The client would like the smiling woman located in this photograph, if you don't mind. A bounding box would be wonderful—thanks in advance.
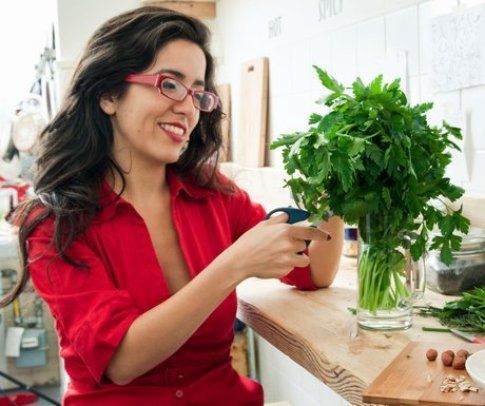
[99,39,210,167]
[1,5,342,406]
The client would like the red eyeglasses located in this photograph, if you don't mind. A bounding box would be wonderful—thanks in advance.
[124,74,219,113]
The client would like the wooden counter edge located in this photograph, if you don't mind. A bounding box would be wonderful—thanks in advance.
[237,298,372,406]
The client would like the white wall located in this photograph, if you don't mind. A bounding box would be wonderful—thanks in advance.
[0,0,56,158]
[54,0,216,95]
[213,0,485,404]
[213,0,485,195]
[54,0,140,96]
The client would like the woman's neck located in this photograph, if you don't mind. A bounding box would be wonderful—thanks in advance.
[106,160,170,208]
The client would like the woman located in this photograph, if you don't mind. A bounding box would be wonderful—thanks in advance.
[2,6,344,405]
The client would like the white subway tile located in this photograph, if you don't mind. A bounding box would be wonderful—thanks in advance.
[419,75,469,183]
[356,17,386,82]
[299,367,347,405]
[460,0,485,6]
[309,33,333,92]
[256,334,346,405]
[289,39,312,94]
[385,6,419,76]
[407,75,421,106]
[272,92,313,137]
[268,43,294,98]
[329,25,358,86]
[418,0,458,75]
[420,75,461,125]
[291,388,322,406]
[272,369,303,404]
[461,85,485,150]
[469,151,485,192]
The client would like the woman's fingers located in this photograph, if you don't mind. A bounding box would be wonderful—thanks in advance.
[290,253,310,268]
[265,212,289,224]
[291,239,307,253]
[289,225,329,242]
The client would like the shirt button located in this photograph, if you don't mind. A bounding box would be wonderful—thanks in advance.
[178,374,184,379]
[175,389,184,398]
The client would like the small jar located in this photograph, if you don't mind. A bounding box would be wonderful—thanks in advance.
[425,228,485,295]
[343,226,358,257]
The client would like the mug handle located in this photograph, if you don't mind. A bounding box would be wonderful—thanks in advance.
[265,207,314,249]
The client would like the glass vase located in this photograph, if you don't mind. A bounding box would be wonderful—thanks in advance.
[356,215,425,330]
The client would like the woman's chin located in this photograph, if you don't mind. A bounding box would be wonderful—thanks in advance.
[158,151,185,165]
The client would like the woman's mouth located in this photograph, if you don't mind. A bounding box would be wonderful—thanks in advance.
[158,123,186,143]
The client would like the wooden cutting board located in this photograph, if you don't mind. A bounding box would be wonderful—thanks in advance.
[363,341,485,405]
[216,83,231,161]
[235,57,269,167]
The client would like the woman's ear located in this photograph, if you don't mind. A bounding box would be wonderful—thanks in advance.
[99,94,117,115]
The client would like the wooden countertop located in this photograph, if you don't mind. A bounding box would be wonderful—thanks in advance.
[236,256,474,406]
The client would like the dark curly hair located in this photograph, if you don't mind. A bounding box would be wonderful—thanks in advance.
[1,6,230,307]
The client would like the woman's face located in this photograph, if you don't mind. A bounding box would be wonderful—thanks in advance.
[101,39,206,166]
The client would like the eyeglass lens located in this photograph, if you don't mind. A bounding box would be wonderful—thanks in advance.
[160,77,216,112]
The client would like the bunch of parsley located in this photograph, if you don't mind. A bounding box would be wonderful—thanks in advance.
[416,287,485,333]
[271,68,470,312]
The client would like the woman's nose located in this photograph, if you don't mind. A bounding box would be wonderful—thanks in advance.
[172,93,198,116]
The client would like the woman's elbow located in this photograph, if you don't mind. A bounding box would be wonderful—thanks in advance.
[313,276,336,289]
[105,357,134,386]
[310,263,340,288]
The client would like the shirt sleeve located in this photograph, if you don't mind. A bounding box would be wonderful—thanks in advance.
[26,217,141,384]
[228,183,318,291]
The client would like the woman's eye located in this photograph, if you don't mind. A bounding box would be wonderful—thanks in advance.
[162,80,178,91]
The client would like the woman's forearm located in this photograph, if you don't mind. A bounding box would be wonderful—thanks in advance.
[106,260,242,385]
[106,213,330,385]
[308,216,344,288]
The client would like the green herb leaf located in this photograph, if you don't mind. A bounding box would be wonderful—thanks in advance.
[271,68,470,268]
[312,66,344,93]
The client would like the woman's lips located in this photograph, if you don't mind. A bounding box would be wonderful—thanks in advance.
[158,124,185,143]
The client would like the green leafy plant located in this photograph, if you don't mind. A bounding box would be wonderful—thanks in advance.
[416,287,485,333]
[271,68,470,313]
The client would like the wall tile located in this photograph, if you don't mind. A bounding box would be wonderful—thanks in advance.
[461,85,485,150]
[289,39,313,94]
[420,75,461,126]
[385,6,419,76]
[460,0,485,6]
[309,33,333,91]
[329,25,358,86]
[255,336,278,402]
[418,0,458,75]
[255,333,346,405]
[299,366,348,405]
[268,43,294,98]
[356,17,386,82]
[469,151,485,192]
[407,75,421,106]
[420,75,470,185]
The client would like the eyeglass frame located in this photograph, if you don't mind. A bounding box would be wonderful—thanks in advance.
[124,73,220,113]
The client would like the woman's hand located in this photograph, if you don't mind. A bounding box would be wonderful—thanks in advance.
[214,213,329,282]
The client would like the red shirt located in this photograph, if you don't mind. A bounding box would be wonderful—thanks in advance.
[27,168,317,405]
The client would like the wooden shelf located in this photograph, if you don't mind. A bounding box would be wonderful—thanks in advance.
[140,1,216,19]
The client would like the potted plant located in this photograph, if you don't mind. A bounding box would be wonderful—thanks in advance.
[271,68,470,330]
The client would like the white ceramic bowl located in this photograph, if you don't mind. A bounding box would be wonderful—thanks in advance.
[465,349,485,389]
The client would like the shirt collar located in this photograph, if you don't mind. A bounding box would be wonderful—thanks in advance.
[95,167,214,223]
[166,166,215,200]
